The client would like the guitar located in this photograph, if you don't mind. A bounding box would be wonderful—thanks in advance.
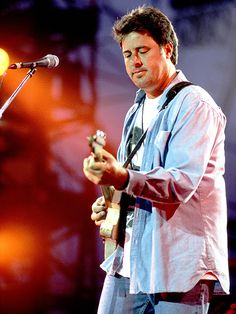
[88,130,122,259]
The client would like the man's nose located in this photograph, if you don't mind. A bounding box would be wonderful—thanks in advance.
[132,54,142,67]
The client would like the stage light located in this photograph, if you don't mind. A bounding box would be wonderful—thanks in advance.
[0,48,10,76]
[0,224,36,269]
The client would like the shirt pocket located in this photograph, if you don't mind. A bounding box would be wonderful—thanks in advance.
[153,131,171,167]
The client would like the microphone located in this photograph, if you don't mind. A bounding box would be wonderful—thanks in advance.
[8,54,59,69]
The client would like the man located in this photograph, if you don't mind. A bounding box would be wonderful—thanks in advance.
[83,6,229,314]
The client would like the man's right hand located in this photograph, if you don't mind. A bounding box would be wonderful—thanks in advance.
[91,196,107,226]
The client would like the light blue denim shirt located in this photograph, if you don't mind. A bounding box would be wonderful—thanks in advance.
[101,71,229,295]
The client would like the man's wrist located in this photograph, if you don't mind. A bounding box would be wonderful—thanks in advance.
[115,168,129,190]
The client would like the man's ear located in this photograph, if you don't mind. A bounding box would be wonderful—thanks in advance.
[164,42,173,60]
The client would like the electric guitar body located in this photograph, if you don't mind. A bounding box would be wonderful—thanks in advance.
[88,130,122,259]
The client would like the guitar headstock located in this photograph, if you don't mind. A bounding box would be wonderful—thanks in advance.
[88,130,106,159]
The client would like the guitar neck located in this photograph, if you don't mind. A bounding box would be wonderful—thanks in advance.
[101,185,115,207]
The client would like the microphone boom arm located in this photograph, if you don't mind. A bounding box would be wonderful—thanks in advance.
[0,67,37,119]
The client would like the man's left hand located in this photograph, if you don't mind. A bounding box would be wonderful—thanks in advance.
[83,149,129,190]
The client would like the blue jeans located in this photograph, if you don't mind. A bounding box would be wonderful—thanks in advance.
[97,274,214,314]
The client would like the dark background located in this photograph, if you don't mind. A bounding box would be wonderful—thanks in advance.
[0,1,235,313]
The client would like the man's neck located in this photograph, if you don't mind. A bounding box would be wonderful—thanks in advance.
[145,68,177,99]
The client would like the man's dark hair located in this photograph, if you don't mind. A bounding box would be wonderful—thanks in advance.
[112,6,178,65]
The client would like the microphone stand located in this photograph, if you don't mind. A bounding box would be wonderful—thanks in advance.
[0,67,37,119]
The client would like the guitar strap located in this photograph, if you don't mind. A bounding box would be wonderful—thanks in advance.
[123,81,193,168]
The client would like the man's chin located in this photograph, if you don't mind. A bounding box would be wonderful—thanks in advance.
[132,79,147,90]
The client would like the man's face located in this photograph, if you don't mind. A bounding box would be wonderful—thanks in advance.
[121,31,173,98]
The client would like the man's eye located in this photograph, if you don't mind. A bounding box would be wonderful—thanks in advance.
[139,49,148,54]
[124,53,131,58]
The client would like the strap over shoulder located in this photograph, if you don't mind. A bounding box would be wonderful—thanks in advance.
[162,81,193,110]
[123,81,194,168]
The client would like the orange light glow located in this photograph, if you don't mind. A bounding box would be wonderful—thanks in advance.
[0,48,10,75]
[0,224,36,266]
